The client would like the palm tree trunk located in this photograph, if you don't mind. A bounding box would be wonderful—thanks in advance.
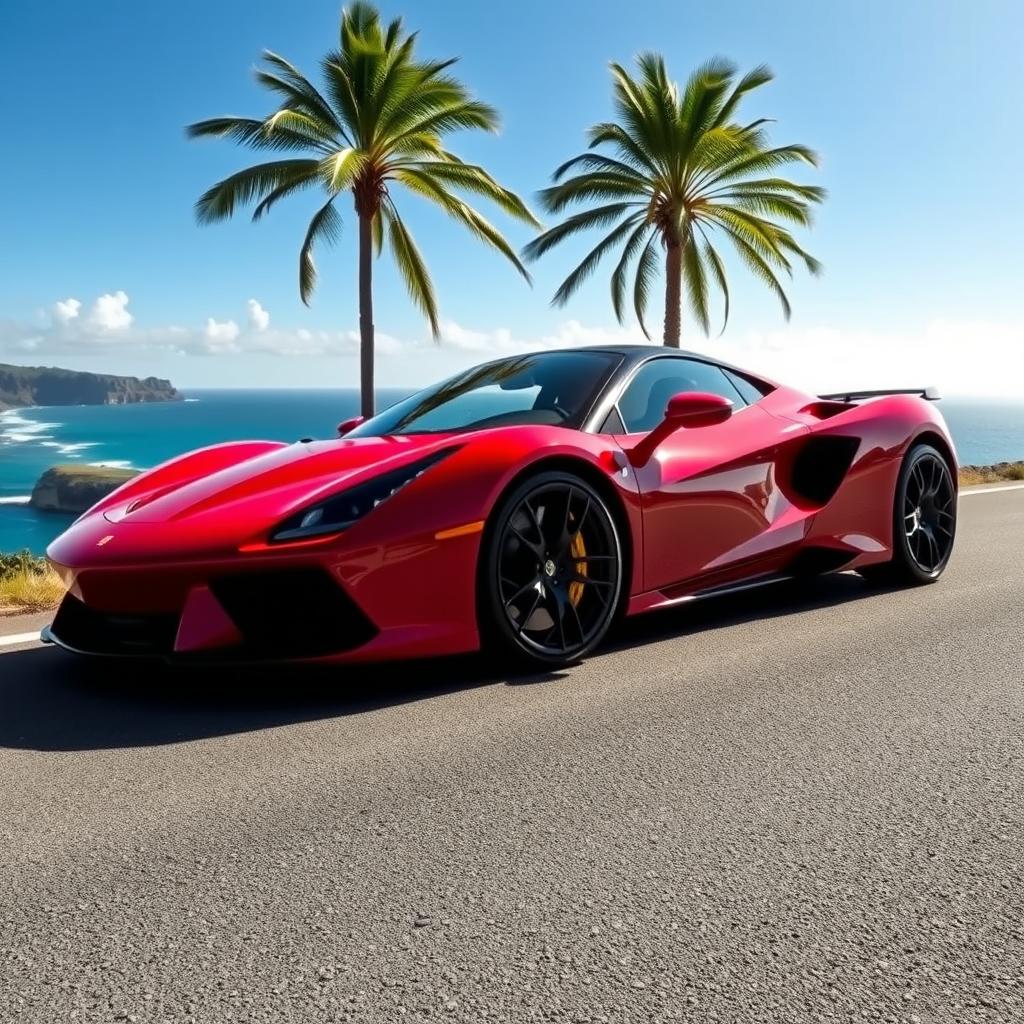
[663,240,682,347]
[663,240,679,348]
[358,212,375,418]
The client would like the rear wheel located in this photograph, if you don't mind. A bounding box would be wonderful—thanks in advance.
[480,471,622,667]
[860,443,956,585]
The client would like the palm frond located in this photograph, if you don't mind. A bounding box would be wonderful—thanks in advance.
[258,50,345,135]
[522,202,642,262]
[398,158,540,226]
[382,199,439,336]
[194,159,321,223]
[319,147,366,192]
[251,164,322,220]
[722,228,792,318]
[611,221,655,323]
[299,198,343,304]
[682,236,710,335]
[632,233,659,339]
[714,63,773,127]
[539,173,650,214]
[552,214,645,307]
[393,169,531,281]
[699,233,731,334]
[186,116,329,153]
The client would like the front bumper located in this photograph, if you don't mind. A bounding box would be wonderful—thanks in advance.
[46,566,378,663]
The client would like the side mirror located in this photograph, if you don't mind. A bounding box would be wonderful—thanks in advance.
[664,391,733,428]
[337,415,365,437]
[628,391,733,468]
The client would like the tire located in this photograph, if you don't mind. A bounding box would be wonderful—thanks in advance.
[860,442,957,585]
[479,470,623,667]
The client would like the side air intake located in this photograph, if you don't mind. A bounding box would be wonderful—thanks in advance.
[789,435,861,506]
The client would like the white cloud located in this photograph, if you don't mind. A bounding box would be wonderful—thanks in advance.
[203,318,241,354]
[3,292,1023,397]
[247,299,270,332]
[204,318,240,342]
[52,298,81,324]
[88,290,133,331]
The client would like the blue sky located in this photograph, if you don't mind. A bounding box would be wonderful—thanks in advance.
[1,0,1022,394]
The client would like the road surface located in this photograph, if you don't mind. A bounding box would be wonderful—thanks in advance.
[1,488,1021,1023]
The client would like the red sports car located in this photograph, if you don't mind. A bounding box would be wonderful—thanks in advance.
[44,346,957,667]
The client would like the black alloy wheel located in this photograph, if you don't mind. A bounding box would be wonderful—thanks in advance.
[482,471,622,665]
[861,443,957,584]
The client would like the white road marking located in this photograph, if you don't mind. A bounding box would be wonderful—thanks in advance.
[960,483,1024,497]
[0,630,44,649]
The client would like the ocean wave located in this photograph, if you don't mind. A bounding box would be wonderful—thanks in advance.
[89,460,134,470]
[56,442,98,454]
[1,416,61,445]
[2,432,47,443]
[0,416,61,433]
[184,398,199,403]
[0,495,31,505]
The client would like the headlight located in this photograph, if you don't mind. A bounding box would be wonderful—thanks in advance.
[270,448,456,543]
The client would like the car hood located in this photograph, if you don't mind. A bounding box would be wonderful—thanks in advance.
[104,433,456,527]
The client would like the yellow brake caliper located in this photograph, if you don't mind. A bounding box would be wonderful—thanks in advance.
[568,529,587,607]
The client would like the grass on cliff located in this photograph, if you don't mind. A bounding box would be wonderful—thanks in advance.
[0,551,66,614]
[959,462,1024,486]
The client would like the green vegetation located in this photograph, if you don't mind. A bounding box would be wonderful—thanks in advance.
[524,57,825,346]
[30,464,137,514]
[188,0,538,418]
[0,551,65,614]
[0,363,179,411]
[959,462,1024,486]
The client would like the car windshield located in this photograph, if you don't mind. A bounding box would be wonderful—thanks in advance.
[346,351,620,437]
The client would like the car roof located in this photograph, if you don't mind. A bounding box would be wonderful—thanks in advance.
[507,343,777,386]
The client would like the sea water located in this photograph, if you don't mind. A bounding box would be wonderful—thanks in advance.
[1,390,1022,554]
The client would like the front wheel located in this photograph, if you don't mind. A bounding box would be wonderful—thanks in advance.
[860,443,957,585]
[480,471,623,667]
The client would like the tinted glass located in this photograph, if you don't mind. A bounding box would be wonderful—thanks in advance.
[347,351,619,437]
[723,367,770,405]
[599,405,626,434]
[617,357,744,434]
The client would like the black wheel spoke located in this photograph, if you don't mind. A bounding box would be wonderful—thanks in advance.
[504,577,541,610]
[516,588,544,636]
[569,572,613,589]
[566,598,586,644]
[572,496,591,539]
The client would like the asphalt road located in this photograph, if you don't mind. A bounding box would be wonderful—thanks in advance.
[1,488,1022,1023]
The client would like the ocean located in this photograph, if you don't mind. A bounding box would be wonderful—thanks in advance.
[2,389,1023,555]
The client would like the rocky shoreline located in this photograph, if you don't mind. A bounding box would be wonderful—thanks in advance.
[0,363,180,411]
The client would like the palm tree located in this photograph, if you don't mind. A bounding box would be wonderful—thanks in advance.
[188,2,539,416]
[523,56,825,347]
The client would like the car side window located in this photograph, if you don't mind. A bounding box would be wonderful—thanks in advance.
[617,358,747,434]
[722,367,769,405]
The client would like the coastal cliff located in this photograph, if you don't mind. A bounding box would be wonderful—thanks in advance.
[30,465,137,514]
[0,363,180,410]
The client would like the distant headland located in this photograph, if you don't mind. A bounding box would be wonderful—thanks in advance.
[30,464,137,514]
[0,363,180,410]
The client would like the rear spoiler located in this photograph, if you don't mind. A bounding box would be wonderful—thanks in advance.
[818,386,941,402]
